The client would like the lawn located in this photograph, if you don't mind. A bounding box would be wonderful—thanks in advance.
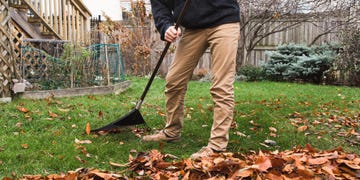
[0,77,359,178]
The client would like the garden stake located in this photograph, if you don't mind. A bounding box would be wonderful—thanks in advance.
[91,0,192,132]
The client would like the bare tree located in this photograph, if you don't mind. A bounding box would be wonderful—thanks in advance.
[99,0,156,76]
[237,0,359,67]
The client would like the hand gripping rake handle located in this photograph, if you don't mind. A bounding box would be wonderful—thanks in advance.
[135,0,191,110]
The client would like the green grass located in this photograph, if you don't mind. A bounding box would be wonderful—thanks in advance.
[0,77,359,178]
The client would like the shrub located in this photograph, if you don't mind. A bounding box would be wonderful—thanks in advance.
[99,0,155,76]
[238,64,264,81]
[261,44,337,84]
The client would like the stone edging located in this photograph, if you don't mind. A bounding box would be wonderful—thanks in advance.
[18,80,131,100]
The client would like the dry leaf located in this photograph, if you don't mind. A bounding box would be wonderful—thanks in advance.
[12,143,360,179]
[157,111,165,117]
[15,122,23,127]
[21,144,28,149]
[297,125,308,132]
[98,111,103,118]
[109,161,129,167]
[48,110,58,118]
[85,122,91,135]
[254,152,272,172]
[269,127,277,132]
[75,138,92,144]
[16,106,29,113]
[58,108,70,112]
[307,157,329,165]
[75,156,87,164]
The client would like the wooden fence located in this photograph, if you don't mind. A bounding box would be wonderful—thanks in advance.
[244,19,342,66]
[154,19,343,76]
[0,0,16,98]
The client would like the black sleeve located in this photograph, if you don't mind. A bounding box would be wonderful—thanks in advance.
[150,0,174,40]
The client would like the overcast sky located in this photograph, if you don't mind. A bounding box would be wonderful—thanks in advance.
[82,0,125,20]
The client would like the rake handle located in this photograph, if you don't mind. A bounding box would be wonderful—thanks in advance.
[136,0,191,109]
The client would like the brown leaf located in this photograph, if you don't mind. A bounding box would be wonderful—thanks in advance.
[92,172,116,180]
[265,172,283,180]
[109,161,130,167]
[269,127,277,132]
[75,156,87,164]
[16,106,29,113]
[155,161,172,169]
[322,164,336,178]
[21,144,28,149]
[98,111,103,118]
[48,110,58,118]
[254,152,272,172]
[297,125,308,132]
[157,111,165,117]
[85,122,91,135]
[232,168,254,178]
[15,122,23,127]
[307,157,329,166]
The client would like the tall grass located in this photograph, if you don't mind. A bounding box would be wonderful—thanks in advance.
[0,77,359,177]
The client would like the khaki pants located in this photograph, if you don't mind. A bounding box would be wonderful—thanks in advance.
[163,23,240,151]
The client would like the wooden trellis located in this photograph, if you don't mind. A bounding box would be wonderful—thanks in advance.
[0,0,16,98]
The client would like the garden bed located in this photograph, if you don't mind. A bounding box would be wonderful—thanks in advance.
[18,80,131,99]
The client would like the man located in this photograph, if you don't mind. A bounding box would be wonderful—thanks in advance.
[143,0,240,159]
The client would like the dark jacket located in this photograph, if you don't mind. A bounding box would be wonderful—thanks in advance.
[150,0,240,40]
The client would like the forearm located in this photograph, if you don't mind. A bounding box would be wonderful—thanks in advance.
[150,0,175,41]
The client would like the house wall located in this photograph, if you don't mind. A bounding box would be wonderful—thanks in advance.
[83,0,123,20]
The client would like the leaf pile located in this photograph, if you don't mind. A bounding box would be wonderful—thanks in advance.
[15,144,360,180]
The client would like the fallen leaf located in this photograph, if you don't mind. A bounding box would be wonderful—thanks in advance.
[109,161,130,167]
[98,111,103,118]
[75,138,92,144]
[48,110,58,118]
[57,108,70,112]
[21,144,28,149]
[85,122,91,135]
[254,151,272,172]
[15,122,23,127]
[307,157,329,165]
[16,106,29,113]
[297,125,308,132]
[269,127,277,132]
[270,132,277,137]
[157,111,165,117]
[75,156,87,164]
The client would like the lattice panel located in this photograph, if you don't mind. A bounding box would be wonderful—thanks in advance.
[22,49,50,84]
[11,22,26,60]
[11,20,30,80]
[0,0,15,98]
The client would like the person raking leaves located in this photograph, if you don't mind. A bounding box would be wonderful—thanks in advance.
[142,0,241,159]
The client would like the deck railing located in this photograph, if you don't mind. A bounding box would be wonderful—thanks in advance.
[9,0,91,44]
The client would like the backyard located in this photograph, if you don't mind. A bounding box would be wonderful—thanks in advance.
[0,77,359,179]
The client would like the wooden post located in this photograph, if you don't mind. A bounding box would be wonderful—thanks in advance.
[105,38,110,85]
[72,6,76,42]
[76,9,80,42]
[63,0,68,40]
[49,0,53,27]
[59,0,63,37]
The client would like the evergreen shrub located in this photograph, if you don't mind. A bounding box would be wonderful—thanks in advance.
[261,44,337,84]
[238,64,264,81]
